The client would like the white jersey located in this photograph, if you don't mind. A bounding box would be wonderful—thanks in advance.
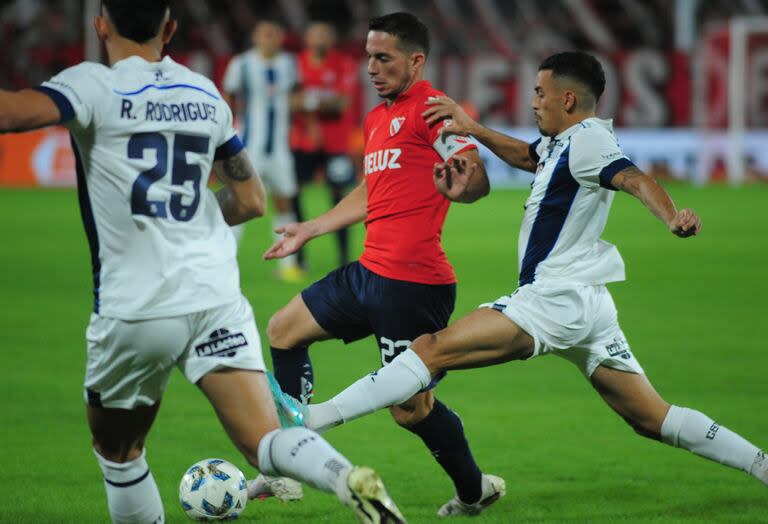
[222,50,296,159]
[39,56,244,320]
[520,117,633,287]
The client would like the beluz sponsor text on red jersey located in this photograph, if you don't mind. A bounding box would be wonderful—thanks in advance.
[359,81,476,285]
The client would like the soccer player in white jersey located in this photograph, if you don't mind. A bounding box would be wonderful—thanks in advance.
[222,19,304,282]
[0,2,404,523]
[275,51,768,503]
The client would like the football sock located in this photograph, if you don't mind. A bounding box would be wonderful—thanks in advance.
[406,399,483,504]
[94,448,164,524]
[271,346,314,403]
[273,213,299,269]
[330,190,350,266]
[230,223,245,244]
[310,349,432,432]
[661,405,767,483]
[258,427,353,503]
[290,195,306,268]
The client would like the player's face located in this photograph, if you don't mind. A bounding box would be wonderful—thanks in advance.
[253,22,284,56]
[531,70,566,137]
[305,23,335,55]
[366,31,420,101]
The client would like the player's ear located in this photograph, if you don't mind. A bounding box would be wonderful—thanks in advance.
[93,15,109,43]
[564,90,577,113]
[161,18,178,45]
[410,51,426,73]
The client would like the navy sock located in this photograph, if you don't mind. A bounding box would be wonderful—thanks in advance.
[406,399,483,504]
[270,346,314,403]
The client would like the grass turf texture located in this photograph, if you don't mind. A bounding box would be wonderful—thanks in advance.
[0,183,765,523]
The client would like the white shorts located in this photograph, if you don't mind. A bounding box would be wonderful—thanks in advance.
[481,284,644,377]
[84,296,265,409]
[252,151,297,198]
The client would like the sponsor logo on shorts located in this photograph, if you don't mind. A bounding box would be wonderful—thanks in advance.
[290,435,317,457]
[195,328,247,358]
[706,423,720,440]
[605,337,632,360]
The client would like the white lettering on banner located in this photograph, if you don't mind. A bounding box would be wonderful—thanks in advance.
[622,50,669,126]
[364,148,401,176]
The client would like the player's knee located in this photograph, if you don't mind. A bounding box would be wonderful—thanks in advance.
[388,394,433,427]
[266,309,290,347]
[411,333,444,372]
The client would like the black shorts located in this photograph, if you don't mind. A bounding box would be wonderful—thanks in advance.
[293,150,356,187]
[301,261,456,368]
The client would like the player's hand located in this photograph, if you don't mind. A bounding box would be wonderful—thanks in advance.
[668,208,701,238]
[263,222,314,259]
[434,156,478,201]
[422,96,478,139]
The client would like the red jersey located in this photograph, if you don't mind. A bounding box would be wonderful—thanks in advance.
[359,81,477,285]
[291,49,358,154]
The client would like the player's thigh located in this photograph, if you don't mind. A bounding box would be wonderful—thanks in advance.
[179,296,266,385]
[325,154,356,188]
[267,292,335,348]
[286,262,373,347]
[84,313,187,410]
[370,278,456,367]
[413,308,535,373]
[198,369,279,466]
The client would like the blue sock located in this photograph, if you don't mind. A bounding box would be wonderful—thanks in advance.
[270,346,314,403]
[406,399,483,503]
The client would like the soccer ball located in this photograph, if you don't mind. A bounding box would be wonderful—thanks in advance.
[179,458,248,521]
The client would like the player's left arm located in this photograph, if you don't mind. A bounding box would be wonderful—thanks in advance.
[611,166,701,238]
[434,149,490,204]
[213,149,267,225]
[0,88,65,133]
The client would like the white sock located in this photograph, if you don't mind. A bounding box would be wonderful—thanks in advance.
[661,405,767,484]
[311,349,431,432]
[274,213,299,269]
[94,449,164,523]
[257,427,353,503]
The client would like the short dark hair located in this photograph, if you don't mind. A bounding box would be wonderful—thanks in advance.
[102,0,171,44]
[539,51,605,101]
[368,12,430,57]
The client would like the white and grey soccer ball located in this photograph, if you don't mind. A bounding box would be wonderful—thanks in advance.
[179,458,248,521]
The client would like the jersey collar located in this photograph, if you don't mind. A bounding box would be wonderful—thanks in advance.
[112,55,176,70]
[554,117,614,141]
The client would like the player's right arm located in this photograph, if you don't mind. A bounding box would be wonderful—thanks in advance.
[422,96,538,173]
[213,150,267,225]
[610,166,701,238]
[0,88,65,133]
[263,180,367,260]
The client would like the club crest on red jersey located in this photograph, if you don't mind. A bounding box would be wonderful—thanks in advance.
[389,116,406,136]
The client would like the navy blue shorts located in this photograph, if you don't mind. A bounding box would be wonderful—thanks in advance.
[301,261,456,367]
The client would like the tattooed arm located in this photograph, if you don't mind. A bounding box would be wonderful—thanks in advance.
[610,166,701,238]
[212,149,267,225]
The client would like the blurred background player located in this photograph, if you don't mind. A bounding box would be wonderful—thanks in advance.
[222,18,304,282]
[0,1,405,522]
[291,19,359,269]
[263,12,505,517]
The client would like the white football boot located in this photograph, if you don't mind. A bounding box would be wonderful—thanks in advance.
[346,466,406,523]
[247,474,303,502]
[436,474,506,517]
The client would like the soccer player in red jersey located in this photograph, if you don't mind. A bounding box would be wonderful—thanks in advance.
[261,12,506,517]
[291,20,360,268]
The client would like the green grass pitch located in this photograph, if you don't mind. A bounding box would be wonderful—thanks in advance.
[0,183,766,523]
